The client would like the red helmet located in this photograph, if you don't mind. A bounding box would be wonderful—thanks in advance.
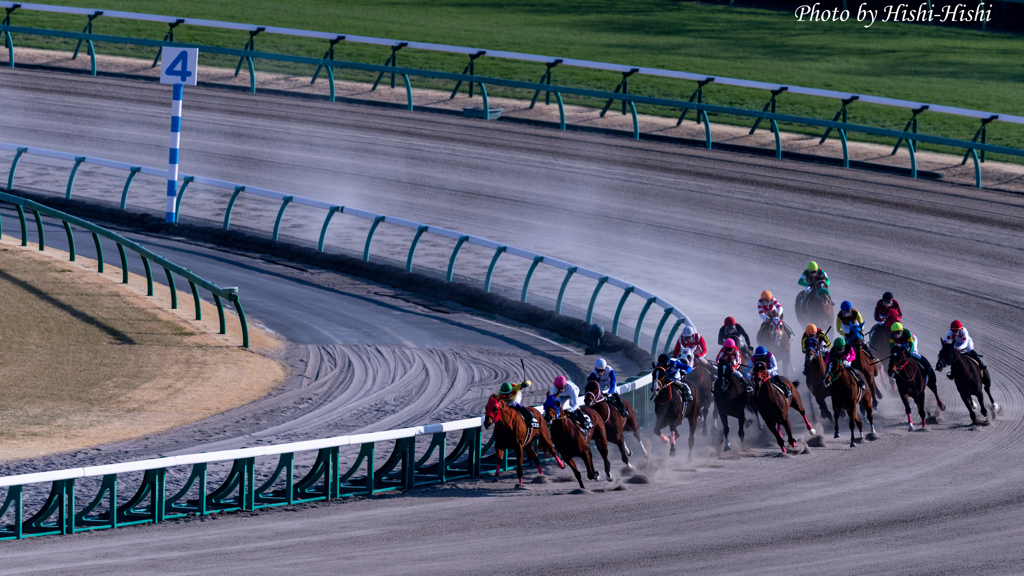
[724,316,736,326]
[950,320,963,330]
[553,375,567,389]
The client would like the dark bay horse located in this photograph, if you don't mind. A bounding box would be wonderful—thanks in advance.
[714,367,751,452]
[757,316,792,375]
[584,380,649,470]
[888,347,941,431]
[651,366,700,462]
[847,325,883,407]
[683,361,717,436]
[823,357,875,447]
[867,326,896,390]
[484,394,563,484]
[747,362,815,453]
[795,279,834,330]
[544,403,611,488]
[937,340,997,425]
[803,346,833,423]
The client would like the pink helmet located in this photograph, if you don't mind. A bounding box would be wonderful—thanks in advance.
[553,375,567,389]
[723,338,736,348]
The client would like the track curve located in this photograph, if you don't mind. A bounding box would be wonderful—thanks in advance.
[0,67,1022,574]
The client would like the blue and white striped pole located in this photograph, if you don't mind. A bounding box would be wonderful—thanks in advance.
[166,83,183,223]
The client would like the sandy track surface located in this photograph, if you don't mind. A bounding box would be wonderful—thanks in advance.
[0,66,1022,573]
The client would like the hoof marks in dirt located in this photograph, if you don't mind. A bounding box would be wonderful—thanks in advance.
[806,434,827,448]
[626,474,651,484]
[553,474,576,483]
[926,414,941,425]
[865,432,879,441]
[620,466,636,476]
[514,484,529,490]
[568,488,592,495]
[609,483,628,492]
[530,476,551,484]
[770,452,792,458]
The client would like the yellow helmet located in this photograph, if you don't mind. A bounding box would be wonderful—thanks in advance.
[807,261,819,272]
[760,290,773,300]
[890,322,904,333]
[805,324,817,335]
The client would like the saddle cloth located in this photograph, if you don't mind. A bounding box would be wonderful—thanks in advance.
[514,406,540,429]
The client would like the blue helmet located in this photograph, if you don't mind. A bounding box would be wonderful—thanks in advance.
[754,346,768,356]
[840,300,852,311]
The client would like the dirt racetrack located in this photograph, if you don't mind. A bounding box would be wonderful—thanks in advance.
[0,66,1022,574]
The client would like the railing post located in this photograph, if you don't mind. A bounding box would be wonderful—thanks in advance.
[62,221,75,261]
[586,276,609,325]
[651,307,674,357]
[15,205,26,246]
[271,195,293,242]
[446,235,469,281]
[163,267,177,309]
[119,166,141,209]
[31,209,43,250]
[7,146,27,190]
[521,255,544,303]
[406,225,428,272]
[229,292,249,348]
[93,233,105,273]
[906,140,917,179]
[555,266,577,314]
[701,111,712,149]
[65,156,85,200]
[969,149,981,188]
[402,74,413,111]
[612,286,634,336]
[633,296,657,345]
[840,129,849,168]
[141,255,153,296]
[173,176,194,222]
[555,92,565,130]
[663,319,686,357]
[116,242,127,282]
[317,206,342,252]
[484,246,506,292]
[223,186,245,230]
[213,293,226,334]
[363,215,385,261]
[481,84,489,120]
[771,119,781,159]
[628,100,639,140]
[188,280,202,320]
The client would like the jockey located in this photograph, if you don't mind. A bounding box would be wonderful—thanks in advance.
[835,301,865,338]
[657,353,693,381]
[548,375,589,431]
[944,320,987,377]
[758,290,783,322]
[828,337,865,389]
[590,358,628,416]
[748,345,790,397]
[498,380,530,408]
[673,326,708,365]
[889,323,936,380]
[716,338,743,387]
[718,316,754,352]
[873,292,902,327]
[797,261,830,294]
[801,323,831,354]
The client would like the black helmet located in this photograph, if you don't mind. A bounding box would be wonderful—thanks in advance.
[657,353,669,364]
[883,292,894,302]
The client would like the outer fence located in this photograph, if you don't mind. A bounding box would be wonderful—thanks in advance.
[0,371,654,539]
[1,26,1022,182]
[0,189,249,346]
[0,141,698,358]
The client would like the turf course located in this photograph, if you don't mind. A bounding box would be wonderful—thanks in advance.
[6,0,1024,159]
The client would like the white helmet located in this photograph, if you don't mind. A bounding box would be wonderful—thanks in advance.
[682,326,695,338]
[594,358,608,371]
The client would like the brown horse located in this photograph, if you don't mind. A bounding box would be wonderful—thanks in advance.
[823,356,876,447]
[714,366,752,452]
[867,325,896,390]
[795,279,834,330]
[847,328,883,407]
[888,347,942,431]
[484,395,563,484]
[544,403,611,488]
[936,340,997,426]
[683,360,717,436]
[803,346,833,423]
[651,366,700,462]
[747,362,815,453]
[584,380,649,470]
[757,315,792,375]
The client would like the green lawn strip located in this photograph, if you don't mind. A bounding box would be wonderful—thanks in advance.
[6,0,1024,161]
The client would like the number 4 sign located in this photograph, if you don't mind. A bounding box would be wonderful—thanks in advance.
[160,47,198,86]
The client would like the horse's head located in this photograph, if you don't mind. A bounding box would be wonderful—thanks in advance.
[890,346,913,378]
[823,355,844,388]
[543,396,562,424]
[814,279,829,295]
[936,339,955,371]
[747,360,768,394]
[484,394,503,429]
[770,317,784,338]
[584,377,601,406]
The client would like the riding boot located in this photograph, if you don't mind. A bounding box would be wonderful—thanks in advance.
[968,350,988,371]
[854,371,866,390]
[773,376,791,398]
[916,355,936,381]
[612,392,629,417]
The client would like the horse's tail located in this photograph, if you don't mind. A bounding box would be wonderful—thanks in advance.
[791,379,801,389]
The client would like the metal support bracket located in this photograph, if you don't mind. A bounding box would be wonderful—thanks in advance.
[234,27,264,93]
[66,156,85,200]
[650,307,674,357]
[529,59,561,108]
[3,4,18,68]
[961,115,998,165]
[173,175,194,222]
[521,255,543,303]
[363,215,385,262]
[749,87,787,135]
[612,286,635,336]
[819,96,857,144]
[406,225,428,272]
[449,50,486,99]
[271,195,293,242]
[446,235,469,281]
[586,276,609,325]
[311,35,345,102]
[222,185,245,230]
[317,205,342,252]
[72,11,101,62]
[677,77,713,125]
[371,42,407,91]
[151,19,184,67]
[633,296,657,345]
[7,146,26,190]
[484,246,506,292]
[119,166,141,209]
[599,68,639,118]
[891,106,928,155]
[555,266,577,314]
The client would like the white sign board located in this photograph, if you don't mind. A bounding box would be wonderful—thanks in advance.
[159,47,199,86]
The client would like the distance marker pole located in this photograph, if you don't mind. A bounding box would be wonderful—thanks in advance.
[166,83,182,223]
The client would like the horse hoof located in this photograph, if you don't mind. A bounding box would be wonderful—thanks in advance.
[994,403,1001,413]
[790,441,797,448]
[808,428,816,436]
[849,442,857,448]
[723,444,731,452]
[908,423,915,432]
[669,447,677,457]
[834,432,841,439]
[939,402,947,411]
[626,447,632,457]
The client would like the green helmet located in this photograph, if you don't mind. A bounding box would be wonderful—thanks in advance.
[833,337,846,349]
[499,382,514,395]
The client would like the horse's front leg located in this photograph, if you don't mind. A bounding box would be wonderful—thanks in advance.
[900,391,914,432]
[668,425,678,457]
[718,404,732,451]
[914,392,927,430]
[688,415,697,463]
[494,447,504,478]
[525,442,545,476]
[783,418,797,448]
[514,445,525,484]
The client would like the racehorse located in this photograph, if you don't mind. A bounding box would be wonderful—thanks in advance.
[823,356,876,447]
[888,347,942,431]
[747,361,815,453]
[544,402,611,488]
[757,315,792,374]
[846,324,883,406]
[936,340,997,426]
[484,394,564,484]
[651,366,700,462]
[795,279,834,330]
[866,324,896,389]
[803,345,833,423]
[683,360,717,436]
[714,366,752,452]
[584,379,649,470]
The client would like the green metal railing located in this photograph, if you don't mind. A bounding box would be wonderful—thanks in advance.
[0,191,249,347]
